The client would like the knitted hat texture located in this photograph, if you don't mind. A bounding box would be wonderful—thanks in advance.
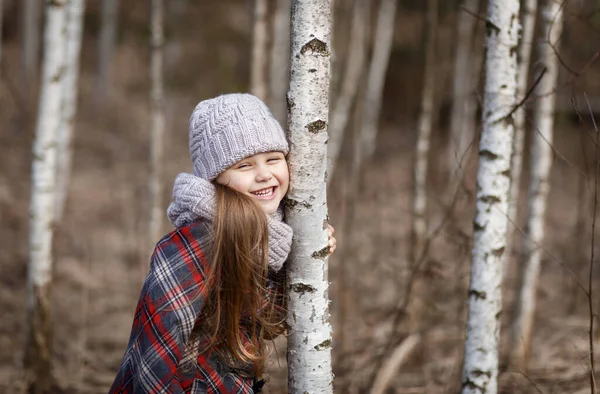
[189,93,289,181]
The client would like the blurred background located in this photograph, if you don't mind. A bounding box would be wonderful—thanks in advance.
[1,0,600,393]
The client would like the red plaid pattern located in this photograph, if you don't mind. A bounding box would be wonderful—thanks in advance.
[109,220,278,393]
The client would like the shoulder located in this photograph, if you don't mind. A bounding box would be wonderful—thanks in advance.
[149,220,213,279]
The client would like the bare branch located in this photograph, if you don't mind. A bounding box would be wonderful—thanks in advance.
[504,68,547,120]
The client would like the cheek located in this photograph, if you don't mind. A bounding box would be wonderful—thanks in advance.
[228,177,253,194]
[279,167,290,193]
[216,172,251,194]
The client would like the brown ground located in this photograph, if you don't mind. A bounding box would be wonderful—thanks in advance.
[2,1,600,393]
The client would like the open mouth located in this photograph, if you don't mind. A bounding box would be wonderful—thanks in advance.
[251,186,277,200]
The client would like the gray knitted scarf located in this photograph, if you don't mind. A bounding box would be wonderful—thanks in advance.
[167,173,293,272]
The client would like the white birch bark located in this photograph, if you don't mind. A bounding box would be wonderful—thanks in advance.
[55,0,86,221]
[21,0,41,95]
[502,0,538,277]
[149,0,165,247]
[461,1,519,393]
[95,0,119,104]
[25,1,67,390]
[360,0,397,159]
[268,0,292,125]
[327,0,368,180]
[285,0,334,392]
[509,0,563,368]
[411,0,438,266]
[250,0,268,101]
[448,0,480,171]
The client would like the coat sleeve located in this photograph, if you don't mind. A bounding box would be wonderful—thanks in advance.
[109,226,211,394]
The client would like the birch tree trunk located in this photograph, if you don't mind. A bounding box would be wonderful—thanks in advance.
[268,0,291,125]
[250,0,268,101]
[447,0,480,172]
[509,0,563,369]
[411,0,438,268]
[55,0,86,222]
[25,1,67,392]
[285,0,334,392]
[502,0,538,277]
[95,0,119,105]
[21,0,41,97]
[461,1,519,393]
[407,0,438,334]
[148,0,165,248]
[326,0,368,179]
[360,0,397,159]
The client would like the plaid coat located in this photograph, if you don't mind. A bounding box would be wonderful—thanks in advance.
[109,220,283,394]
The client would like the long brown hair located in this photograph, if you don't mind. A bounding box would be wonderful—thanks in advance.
[189,183,286,376]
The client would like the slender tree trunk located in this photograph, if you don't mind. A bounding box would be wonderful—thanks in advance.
[502,0,538,278]
[95,0,119,105]
[461,1,519,393]
[268,0,291,125]
[408,0,438,333]
[360,0,397,159]
[164,0,189,71]
[327,0,368,179]
[447,0,480,172]
[21,0,41,97]
[0,0,3,101]
[509,0,563,369]
[329,0,351,104]
[148,0,165,248]
[285,0,334,392]
[250,0,268,101]
[411,0,438,267]
[55,0,86,222]
[25,1,68,392]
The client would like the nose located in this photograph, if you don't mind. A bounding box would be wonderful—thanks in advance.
[255,164,273,182]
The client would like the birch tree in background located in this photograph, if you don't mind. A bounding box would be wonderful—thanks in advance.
[95,0,119,105]
[21,0,41,97]
[327,0,368,179]
[447,0,480,173]
[55,0,86,222]
[285,0,334,392]
[250,0,268,101]
[502,0,538,276]
[461,1,519,393]
[148,0,165,248]
[25,1,67,392]
[407,0,438,334]
[268,0,292,125]
[411,0,438,268]
[360,0,397,159]
[509,0,563,369]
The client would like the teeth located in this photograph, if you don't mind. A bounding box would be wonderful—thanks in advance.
[253,187,274,196]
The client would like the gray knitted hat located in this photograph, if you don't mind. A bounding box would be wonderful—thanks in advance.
[188,93,289,181]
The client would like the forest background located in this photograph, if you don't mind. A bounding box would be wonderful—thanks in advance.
[1,0,600,393]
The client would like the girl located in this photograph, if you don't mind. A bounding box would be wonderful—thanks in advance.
[109,94,336,393]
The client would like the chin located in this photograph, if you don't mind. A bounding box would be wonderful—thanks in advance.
[260,201,280,215]
[262,205,277,215]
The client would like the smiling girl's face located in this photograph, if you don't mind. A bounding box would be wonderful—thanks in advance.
[215,151,289,214]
